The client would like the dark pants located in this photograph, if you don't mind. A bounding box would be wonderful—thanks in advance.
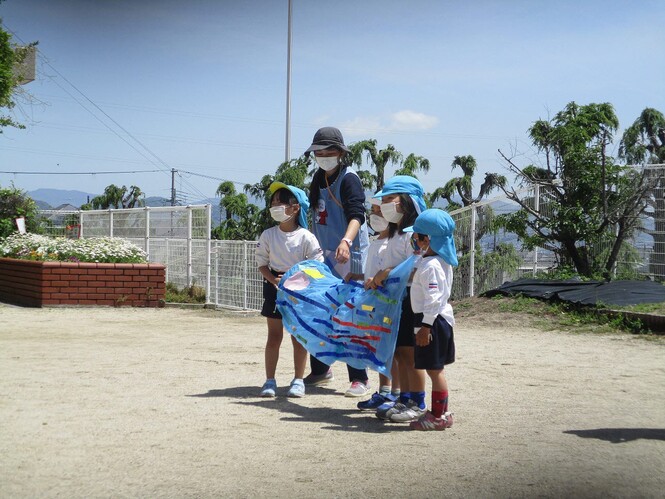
[310,355,368,383]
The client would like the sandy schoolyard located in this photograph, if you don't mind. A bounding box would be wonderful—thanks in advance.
[0,301,664,498]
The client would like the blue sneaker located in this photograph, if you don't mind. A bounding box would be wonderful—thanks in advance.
[357,392,396,411]
[260,379,277,397]
[287,378,305,398]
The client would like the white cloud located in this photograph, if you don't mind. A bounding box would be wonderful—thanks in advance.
[311,114,332,126]
[341,116,385,137]
[341,110,439,138]
[390,110,439,130]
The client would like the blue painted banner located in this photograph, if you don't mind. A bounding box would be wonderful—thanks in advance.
[277,255,417,376]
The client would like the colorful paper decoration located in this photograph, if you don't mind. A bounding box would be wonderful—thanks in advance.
[277,255,417,377]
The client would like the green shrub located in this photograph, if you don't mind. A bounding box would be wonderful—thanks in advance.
[0,184,41,238]
[165,282,206,303]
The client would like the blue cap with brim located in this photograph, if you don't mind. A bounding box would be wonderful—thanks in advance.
[268,182,310,228]
[403,208,458,266]
[372,175,427,214]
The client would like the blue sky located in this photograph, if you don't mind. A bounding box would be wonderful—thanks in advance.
[1,0,664,204]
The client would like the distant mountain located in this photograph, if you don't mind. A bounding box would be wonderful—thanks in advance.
[29,188,98,208]
[28,188,223,225]
[144,196,172,207]
[34,199,52,210]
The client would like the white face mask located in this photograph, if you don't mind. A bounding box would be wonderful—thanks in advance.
[315,155,339,172]
[369,214,389,233]
[269,205,293,223]
[380,201,403,223]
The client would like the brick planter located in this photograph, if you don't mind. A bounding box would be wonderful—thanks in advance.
[0,258,166,307]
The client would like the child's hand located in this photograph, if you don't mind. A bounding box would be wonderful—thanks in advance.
[415,326,432,346]
[365,269,389,289]
[373,269,389,288]
[344,272,362,282]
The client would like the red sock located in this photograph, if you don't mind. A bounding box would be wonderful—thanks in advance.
[431,390,448,418]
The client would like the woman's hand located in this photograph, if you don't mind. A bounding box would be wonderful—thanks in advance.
[335,240,350,264]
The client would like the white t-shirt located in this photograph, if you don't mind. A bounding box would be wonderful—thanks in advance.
[364,232,413,279]
[255,226,324,273]
[410,254,455,327]
[365,237,389,278]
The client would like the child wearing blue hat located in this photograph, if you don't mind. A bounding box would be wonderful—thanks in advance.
[365,176,430,423]
[255,182,324,398]
[353,196,402,410]
[404,208,457,430]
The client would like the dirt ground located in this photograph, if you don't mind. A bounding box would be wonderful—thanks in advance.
[1,300,664,499]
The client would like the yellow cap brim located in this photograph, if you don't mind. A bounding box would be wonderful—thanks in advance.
[268,181,289,194]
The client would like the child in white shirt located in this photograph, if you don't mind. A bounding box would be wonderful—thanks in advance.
[255,182,323,398]
[405,208,457,431]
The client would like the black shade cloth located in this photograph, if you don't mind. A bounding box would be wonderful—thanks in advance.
[481,278,665,306]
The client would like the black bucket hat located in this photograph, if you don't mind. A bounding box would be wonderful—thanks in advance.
[304,127,351,155]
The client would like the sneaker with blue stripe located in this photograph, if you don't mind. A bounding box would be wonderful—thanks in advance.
[357,392,396,411]
[376,401,403,421]
[260,379,277,397]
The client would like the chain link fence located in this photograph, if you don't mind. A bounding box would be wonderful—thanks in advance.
[210,240,263,311]
[447,164,665,298]
[448,186,556,300]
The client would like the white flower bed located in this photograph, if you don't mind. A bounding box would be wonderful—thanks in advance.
[0,233,148,263]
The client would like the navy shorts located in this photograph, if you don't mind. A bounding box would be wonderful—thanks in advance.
[413,313,455,370]
[260,269,282,319]
[396,288,415,348]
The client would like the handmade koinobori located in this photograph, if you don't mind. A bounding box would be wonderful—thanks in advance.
[276,255,417,376]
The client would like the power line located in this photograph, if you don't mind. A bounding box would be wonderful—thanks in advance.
[0,169,163,175]
[3,23,212,204]
[0,168,249,190]
[178,170,248,187]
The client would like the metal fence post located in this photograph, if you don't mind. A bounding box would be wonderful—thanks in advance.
[187,206,193,287]
[469,205,476,297]
[165,238,169,283]
[108,209,113,238]
[206,204,212,304]
[214,242,219,307]
[243,241,248,310]
[533,185,540,276]
[144,206,150,260]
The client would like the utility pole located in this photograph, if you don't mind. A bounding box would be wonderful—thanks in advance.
[284,0,292,163]
[171,168,177,206]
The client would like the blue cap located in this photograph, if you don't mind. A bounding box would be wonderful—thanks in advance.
[268,182,310,228]
[403,209,458,266]
[372,175,427,213]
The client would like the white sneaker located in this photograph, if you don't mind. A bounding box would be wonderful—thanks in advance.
[389,400,426,422]
[344,381,370,398]
[287,379,305,398]
[260,379,277,397]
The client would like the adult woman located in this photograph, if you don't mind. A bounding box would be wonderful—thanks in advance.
[303,126,370,397]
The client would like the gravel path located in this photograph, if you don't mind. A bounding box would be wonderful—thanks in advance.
[1,303,664,498]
